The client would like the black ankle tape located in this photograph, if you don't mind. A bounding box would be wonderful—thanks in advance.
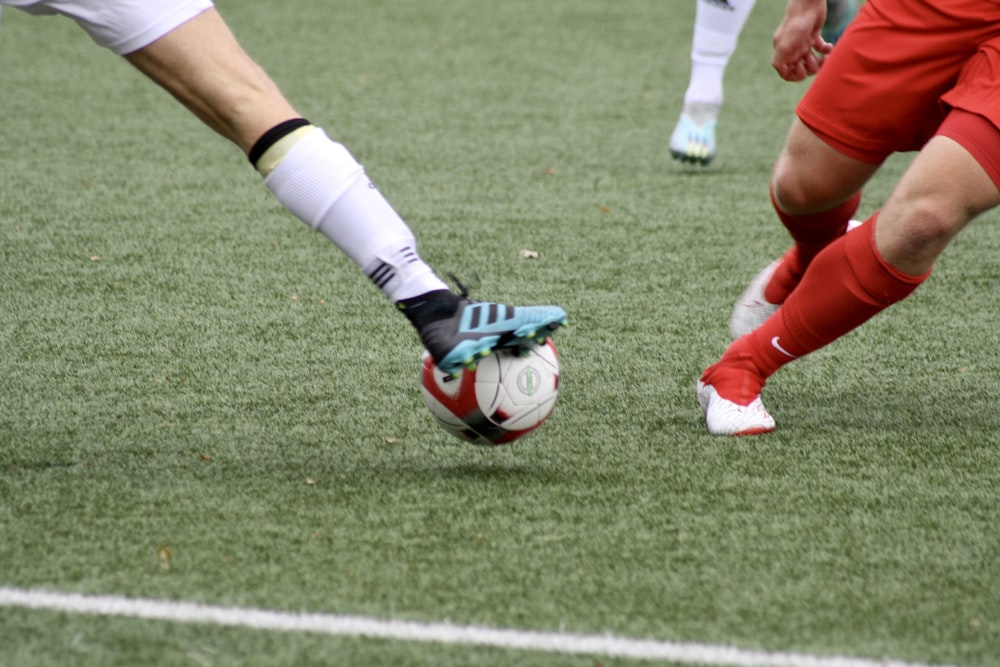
[248,118,312,167]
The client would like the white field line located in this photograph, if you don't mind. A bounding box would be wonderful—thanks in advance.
[0,586,960,667]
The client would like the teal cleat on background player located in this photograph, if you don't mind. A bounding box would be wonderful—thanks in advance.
[821,0,859,44]
[669,111,716,166]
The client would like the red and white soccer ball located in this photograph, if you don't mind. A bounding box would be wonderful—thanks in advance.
[419,340,561,445]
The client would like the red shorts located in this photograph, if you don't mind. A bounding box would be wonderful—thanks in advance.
[798,0,1000,169]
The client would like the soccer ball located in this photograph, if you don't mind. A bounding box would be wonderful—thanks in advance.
[419,340,561,445]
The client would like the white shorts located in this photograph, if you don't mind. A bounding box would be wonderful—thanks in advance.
[0,0,214,55]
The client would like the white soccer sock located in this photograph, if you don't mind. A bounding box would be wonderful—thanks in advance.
[262,128,448,302]
[683,0,756,108]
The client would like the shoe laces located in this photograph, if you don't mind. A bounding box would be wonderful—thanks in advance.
[445,272,480,300]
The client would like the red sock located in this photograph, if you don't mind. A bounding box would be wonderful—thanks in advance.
[704,214,928,403]
[764,189,861,304]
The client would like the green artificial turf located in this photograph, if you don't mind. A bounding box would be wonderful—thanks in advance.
[1,1,998,665]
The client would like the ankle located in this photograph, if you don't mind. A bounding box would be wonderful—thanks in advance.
[396,290,460,328]
[701,342,766,405]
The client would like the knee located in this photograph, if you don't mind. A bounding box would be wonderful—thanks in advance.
[770,154,845,215]
[770,119,874,215]
[885,195,963,251]
[770,161,811,214]
[874,192,971,274]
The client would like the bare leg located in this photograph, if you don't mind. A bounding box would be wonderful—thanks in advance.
[124,8,297,154]
[876,135,1000,275]
[771,117,878,214]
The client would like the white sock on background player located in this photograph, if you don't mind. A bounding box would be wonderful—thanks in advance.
[684,0,756,110]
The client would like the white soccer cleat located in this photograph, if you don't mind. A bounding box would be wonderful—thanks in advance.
[697,380,775,436]
[729,258,782,340]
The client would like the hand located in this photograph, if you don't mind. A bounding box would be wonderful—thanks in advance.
[771,0,834,81]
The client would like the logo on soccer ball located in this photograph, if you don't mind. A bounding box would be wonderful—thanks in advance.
[516,366,541,396]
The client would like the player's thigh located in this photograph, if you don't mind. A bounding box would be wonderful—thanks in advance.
[771,117,878,215]
[124,8,297,151]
